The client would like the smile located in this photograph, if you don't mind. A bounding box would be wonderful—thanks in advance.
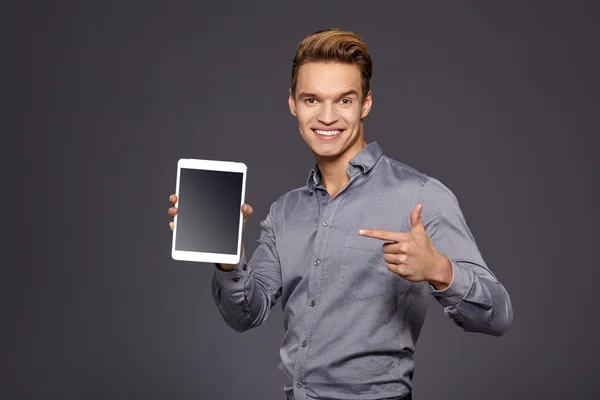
[313,129,343,137]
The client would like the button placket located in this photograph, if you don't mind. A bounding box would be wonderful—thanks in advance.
[293,187,338,395]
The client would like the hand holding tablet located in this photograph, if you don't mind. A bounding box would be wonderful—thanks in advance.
[168,159,250,266]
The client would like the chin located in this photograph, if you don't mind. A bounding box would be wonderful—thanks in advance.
[310,143,347,159]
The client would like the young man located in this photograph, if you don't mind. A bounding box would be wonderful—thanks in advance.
[168,29,513,400]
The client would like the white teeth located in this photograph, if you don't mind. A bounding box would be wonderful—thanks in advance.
[314,129,341,136]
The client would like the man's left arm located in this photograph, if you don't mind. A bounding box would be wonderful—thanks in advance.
[420,177,513,336]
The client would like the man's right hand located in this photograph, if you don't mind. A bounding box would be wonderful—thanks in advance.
[168,194,253,271]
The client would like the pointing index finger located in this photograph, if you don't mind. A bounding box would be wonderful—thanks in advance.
[358,229,411,243]
[358,228,394,241]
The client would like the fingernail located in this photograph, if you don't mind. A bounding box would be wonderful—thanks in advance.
[358,229,365,235]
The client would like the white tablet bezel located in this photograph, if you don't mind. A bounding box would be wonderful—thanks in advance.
[171,158,247,264]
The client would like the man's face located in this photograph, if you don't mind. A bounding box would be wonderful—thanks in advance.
[289,62,372,161]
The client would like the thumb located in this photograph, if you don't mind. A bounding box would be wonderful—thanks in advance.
[410,203,426,233]
[242,204,253,223]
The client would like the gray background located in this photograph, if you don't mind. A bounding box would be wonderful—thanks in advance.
[4,1,599,399]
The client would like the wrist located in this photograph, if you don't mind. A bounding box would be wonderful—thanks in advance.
[215,245,245,272]
[428,253,452,290]
[216,263,235,271]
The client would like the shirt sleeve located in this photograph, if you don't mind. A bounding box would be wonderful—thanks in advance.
[211,202,282,332]
[419,177,514,336]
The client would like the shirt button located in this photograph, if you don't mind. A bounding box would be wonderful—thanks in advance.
[232,277,240,282]
[296,381,303,388]
[310,299,317,307]
[321,191,326,196]
[314,259,321,266]
[242,265,247,271]
[322,220,329,226]
[302,340,308,347]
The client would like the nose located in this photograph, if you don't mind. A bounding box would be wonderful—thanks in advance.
[317,103,338,125]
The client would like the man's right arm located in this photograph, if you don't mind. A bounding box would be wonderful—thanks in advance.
[211,203,282,332]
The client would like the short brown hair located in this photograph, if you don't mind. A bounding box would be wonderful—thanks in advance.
[291,29,373,99]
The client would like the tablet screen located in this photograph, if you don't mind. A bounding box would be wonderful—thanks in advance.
[174,168,244,255]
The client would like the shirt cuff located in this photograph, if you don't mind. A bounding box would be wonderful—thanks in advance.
[431,259,473,307]
[213,253,250,291]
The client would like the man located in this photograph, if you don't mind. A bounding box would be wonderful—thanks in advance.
[168,29,513,400]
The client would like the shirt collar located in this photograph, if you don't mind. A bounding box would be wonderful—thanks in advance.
[306,141,384,193]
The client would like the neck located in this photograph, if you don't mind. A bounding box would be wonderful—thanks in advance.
[316,126,367,197]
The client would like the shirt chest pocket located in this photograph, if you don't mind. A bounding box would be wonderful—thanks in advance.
[339,233,409,300]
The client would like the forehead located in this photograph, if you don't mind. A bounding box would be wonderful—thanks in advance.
[296,62,362,96]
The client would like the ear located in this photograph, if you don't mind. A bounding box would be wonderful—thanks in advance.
[288,88,297,117]
[360,91,373,119]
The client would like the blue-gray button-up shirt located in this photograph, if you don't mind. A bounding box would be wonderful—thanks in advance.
[212,142,513,400]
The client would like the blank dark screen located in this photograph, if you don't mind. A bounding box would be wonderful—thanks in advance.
[175,168,243,254]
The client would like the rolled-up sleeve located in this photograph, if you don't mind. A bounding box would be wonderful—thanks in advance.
[211,202,283,332]
[420,177,514,336]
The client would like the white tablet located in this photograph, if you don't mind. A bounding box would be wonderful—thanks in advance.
[171,158,247,264]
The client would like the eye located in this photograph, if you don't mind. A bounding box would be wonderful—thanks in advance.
[305,98,317,104]
[340,98,352,105]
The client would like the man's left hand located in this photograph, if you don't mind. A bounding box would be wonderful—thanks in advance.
[358,203,453,290]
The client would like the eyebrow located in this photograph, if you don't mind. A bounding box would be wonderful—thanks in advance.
[298,90,360,99]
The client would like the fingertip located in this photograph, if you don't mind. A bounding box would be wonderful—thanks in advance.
[358,229,365,235]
